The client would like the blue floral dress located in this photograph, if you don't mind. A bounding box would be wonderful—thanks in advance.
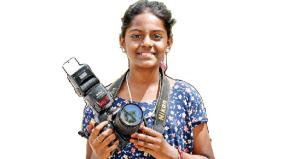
[82,79,208,159]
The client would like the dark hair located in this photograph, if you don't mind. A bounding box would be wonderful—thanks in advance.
[120,0,176,38]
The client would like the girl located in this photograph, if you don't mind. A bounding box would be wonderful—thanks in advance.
[83,0,215,158]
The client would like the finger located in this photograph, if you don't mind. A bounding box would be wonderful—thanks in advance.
[131,133,158,144]
[107,140,119,154]
[101,133,116,147]
[97,128,113,143]
[134,144,155,154]
[87,124,93,134]
[87,119,97,133]
[130,138,158,150]
[139,125,161,137]
[89,121,108,142]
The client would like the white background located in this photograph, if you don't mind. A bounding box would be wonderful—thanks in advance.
[0,0,283,158]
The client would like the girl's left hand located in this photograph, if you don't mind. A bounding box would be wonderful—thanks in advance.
[129,124,179,159]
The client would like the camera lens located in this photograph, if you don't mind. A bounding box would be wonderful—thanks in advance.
[120,104,143,126]
[114,103,143,136]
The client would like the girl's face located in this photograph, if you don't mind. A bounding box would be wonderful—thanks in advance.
[120,12,172,70]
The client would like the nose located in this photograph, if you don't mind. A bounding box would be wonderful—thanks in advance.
[141,35,153,47]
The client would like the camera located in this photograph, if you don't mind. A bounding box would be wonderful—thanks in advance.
[62,57,144,150]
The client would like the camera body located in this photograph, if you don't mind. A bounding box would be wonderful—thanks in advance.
[63,57,143,150]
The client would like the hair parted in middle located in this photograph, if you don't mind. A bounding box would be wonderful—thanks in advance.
[120,0,176,38]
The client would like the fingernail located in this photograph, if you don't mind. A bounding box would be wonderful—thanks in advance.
[87,125,93,132]
[131,133,137,138]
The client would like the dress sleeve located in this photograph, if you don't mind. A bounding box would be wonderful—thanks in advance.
[81,105,94,131]
[187,85,208,127]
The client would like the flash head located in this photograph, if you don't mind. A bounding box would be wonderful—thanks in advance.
[62,57,100,97]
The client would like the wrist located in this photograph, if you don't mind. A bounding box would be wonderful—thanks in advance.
[171,146,180,159]
[165,146,179,159]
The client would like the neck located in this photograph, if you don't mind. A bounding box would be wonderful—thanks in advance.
[128,66,160,86]
[124,66,161,102]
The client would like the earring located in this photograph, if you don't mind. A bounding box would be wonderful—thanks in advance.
[121,47,126,53]
[160,54,168,72]
[165,47,170,53]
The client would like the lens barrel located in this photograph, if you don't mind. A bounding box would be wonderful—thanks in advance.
[114,103,143,136]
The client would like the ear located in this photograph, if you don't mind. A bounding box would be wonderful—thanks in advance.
[119,34,126,51]
[167,36,173,53]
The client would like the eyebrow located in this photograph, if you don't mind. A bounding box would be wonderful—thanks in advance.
[128,29,165,33]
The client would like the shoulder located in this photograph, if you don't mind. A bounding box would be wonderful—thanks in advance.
[168,77,204,105]
[168,77,199,95]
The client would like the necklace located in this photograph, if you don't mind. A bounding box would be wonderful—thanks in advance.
[125,72,161,107]
[126,73,134,103]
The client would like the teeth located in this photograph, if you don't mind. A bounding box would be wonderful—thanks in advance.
[137,52,155,55]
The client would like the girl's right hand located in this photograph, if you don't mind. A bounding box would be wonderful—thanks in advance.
[88,121,119,159]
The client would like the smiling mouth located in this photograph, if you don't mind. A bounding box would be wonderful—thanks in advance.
[137,52,156,56]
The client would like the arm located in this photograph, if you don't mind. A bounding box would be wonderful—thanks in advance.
[86,142,96,159]
[190,123,215,159]
[85,121,119,159]
[130,124,214,159]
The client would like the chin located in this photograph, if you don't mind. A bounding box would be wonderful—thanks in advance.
[135,62,159,69]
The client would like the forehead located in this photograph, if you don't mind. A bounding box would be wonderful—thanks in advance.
[127,12,166,32]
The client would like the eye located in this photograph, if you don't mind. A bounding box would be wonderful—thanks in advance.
[151,33,163,40]
[130,34,143,40]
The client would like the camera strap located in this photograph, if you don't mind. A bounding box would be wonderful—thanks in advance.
[108,68,170,134]
[152,70,170,134]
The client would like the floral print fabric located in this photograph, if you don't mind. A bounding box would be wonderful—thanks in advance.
[82,79,208,159]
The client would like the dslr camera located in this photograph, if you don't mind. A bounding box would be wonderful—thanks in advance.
[62,57,143,150]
